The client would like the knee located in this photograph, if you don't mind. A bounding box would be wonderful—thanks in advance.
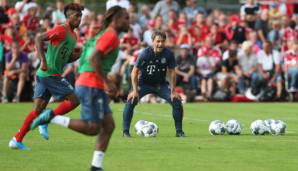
[85,124,100,136]
[172,98,182,108]
[104,120,115,135]
[71,95,80,107]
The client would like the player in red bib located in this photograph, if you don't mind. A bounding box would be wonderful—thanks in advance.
[31,6,130,171]
[9,3,84,150]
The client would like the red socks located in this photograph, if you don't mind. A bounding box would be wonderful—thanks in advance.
[52,100,77,116]
[15,110,38,142]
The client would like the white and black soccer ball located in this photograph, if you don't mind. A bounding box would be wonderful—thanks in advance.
[135,120,159,137]
[250,120,269,135]
[141,122,159,137]
[264,119,276,128]
[225,119,241,135]
[269,120,286,135]
[134,120,149,136]
[209,120,225,135]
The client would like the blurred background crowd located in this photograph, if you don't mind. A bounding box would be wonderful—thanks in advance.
[0,0,298,103]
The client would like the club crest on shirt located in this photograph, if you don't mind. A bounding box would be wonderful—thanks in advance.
[161,58,166,64]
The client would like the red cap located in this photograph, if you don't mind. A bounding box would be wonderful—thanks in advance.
[230,15,239,22]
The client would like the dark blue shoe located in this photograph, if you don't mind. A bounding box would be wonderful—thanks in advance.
[31,109,54,130]
[123,131,131,138]
[176,131,185,137]
[90,166,103,171]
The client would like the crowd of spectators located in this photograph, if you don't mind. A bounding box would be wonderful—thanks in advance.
[0,0,298,103]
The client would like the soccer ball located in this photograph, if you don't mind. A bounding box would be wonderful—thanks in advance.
[269,120,286,135]
[209,120,225,135]
[264,119,276,128]
[225,119,241,135]
[134,120,149,136]
[250,120,269,135]
[135,120,159,137]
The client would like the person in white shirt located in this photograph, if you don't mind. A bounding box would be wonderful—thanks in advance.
[237,41,258,92]
[15,0,38,20]
[257,41,283,99]
[52,0,66,25]
[106,0,130,10]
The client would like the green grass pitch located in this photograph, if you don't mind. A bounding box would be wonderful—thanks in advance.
[1,103,298,171]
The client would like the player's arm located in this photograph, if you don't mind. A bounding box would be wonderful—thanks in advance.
[129,66,140,100]
[35,25,66,71]
[35,32,50,71]
[168,68,176,94]
[167,51,179,100]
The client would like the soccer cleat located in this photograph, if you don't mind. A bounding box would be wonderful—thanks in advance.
[38,124,49,140]
[31,109,54,130]
[8,137,30,150]
[176,131,186,137]
[90,166,103,171]
[123,131,131,138]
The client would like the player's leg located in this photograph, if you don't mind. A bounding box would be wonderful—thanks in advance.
[9,98,48,150]
[91,91,114,171]
[31,77,79,129]
[157,83,184,137]
[122,84,152,137]
[90,114,114,171]
[35,86,102,136]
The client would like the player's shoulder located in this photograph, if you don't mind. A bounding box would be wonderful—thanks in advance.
[140,47,153,57]
[163,48,175,58]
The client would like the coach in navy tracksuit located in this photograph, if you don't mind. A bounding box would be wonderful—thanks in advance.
[122,31,185,137]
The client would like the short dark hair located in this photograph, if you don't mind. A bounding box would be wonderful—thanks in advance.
[151,31,167,40]
[64,3,84,17]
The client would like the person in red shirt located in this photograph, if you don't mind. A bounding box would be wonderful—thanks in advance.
[176,25,192,46]
[189,12,209,41]
[22,5,39,33]
[121,27,139,51]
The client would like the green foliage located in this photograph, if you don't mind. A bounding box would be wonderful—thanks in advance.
[1,103,298,171]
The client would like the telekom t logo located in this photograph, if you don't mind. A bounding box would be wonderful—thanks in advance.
[147,65,156,75]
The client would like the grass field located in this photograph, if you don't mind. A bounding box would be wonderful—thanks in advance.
[1,103,298,171]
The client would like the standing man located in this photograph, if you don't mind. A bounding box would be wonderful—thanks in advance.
[9,3,84,150]
[123,31,185,137]
[31,6,130,171]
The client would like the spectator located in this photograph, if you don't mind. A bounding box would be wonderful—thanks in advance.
[284,41,298,92]
[52,0,66,25]
[15,0,38,20]
[2,42,28,103]
[106,0,130,10]
[220,49,244,95]
[237,41,258,93]
[240,0,259,29]
[225,14,246,44]
[22,4,39,32]
[138,4,151,30]
[255,9,270,43]
[183,0,206,25]
[151,0,180,24]
[196,36,221,100]
[189,12,209,42]
[129,13,142,40]
[257,41,283,99]
[268,20,282,50]
[176,25,192,47]
[175,44,197,94]
[121,27,139,52]
[143,19,155,46]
